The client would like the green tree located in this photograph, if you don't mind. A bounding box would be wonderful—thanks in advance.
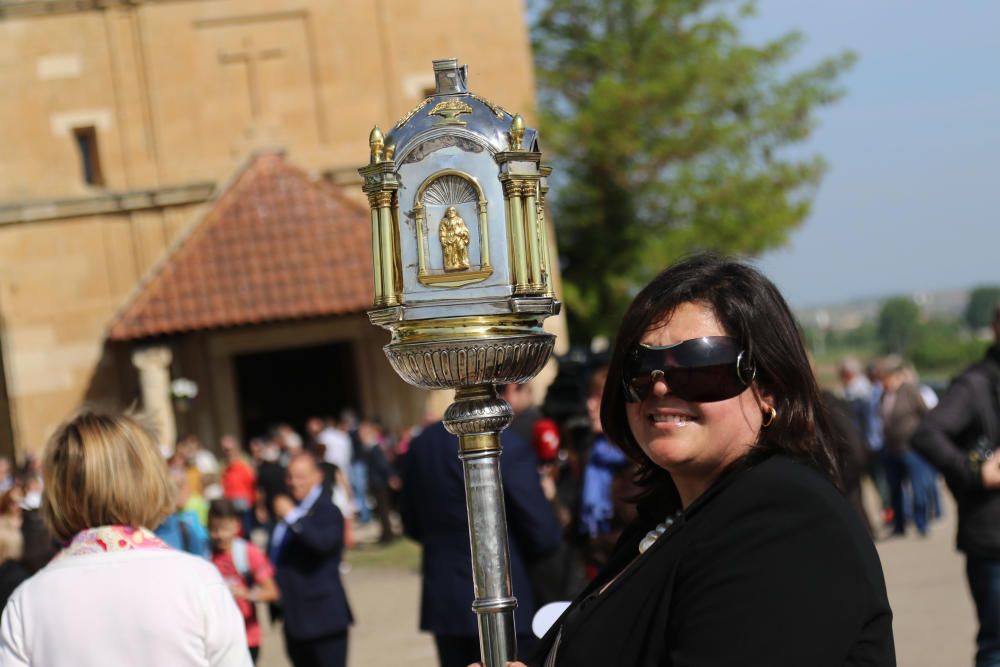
[964,285,1000,330]
[877,297,921,354]
[532,0,855,341]
[909,319,987,373]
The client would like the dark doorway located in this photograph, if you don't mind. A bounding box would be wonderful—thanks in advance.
[234,341,359,440]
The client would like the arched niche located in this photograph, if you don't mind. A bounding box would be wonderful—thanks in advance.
[413,169,493,287]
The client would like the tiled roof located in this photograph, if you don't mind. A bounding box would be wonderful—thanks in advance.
[108,153,373,341]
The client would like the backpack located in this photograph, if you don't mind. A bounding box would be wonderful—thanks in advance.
[231,537,254,588]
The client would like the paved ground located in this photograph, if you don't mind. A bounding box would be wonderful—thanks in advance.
[877,490,976,667]
[260,487,977,667]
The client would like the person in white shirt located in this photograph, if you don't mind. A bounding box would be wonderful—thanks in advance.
[305,417,355,523]
[0,410,251,667]
[318,422,352,478]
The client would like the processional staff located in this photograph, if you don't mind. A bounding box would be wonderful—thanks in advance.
[360,58,560,667]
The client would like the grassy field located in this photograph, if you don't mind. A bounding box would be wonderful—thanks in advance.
[346,536,422,571]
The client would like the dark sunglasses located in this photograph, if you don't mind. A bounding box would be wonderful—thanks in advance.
[623,336,754,403]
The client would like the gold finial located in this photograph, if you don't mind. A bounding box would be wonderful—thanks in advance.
[508,114,525,151]
[369,126,385,163]
[384,138,396,162]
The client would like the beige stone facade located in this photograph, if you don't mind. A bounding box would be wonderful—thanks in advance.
[0,0,566,458]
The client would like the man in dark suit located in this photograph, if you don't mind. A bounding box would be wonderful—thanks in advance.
[272,452,353,667]
[400,421,562,667]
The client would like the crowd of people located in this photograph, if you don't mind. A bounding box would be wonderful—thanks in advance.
[0,257,996,666]
[835,353,945,538]
[0,411,402,666]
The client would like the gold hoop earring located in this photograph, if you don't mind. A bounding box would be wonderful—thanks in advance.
[761,406,777,428]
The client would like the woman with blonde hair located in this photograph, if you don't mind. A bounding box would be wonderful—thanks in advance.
[0,410,251,666]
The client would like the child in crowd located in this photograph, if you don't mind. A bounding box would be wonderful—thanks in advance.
[208,499,279,664]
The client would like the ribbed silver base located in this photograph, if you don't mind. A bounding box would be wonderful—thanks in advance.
[384,333,554,389]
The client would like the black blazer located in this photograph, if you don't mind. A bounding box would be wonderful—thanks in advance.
[400,421,562,637]
[529,455,895,667]
[274,485,353,640]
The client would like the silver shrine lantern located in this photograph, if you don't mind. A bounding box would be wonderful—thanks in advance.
[361,58,560,667]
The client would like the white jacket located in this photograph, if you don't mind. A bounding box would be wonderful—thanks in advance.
[0,548,251,667]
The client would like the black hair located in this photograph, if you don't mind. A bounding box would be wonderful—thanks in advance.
[208,498,240,522]
[601,253,839,513]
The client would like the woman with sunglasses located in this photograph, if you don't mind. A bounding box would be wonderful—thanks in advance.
[488,253,895,667]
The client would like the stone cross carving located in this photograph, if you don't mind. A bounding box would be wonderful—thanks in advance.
[218,37,286,119]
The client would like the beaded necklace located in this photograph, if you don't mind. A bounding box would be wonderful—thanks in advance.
[637,510,683,554]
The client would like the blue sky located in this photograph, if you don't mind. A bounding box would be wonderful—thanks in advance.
[742,1,1000,306]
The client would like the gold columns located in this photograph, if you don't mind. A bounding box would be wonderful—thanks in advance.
[361,125,400,307]
[371,191,398,306]
[497,115,547,298]
[503,178,547,295]
[370,206,384,304]
[522,180,542,290]
[538,166,554,296]
[414,203,428,275]
[478,199,491,269]
[503,180,529,293]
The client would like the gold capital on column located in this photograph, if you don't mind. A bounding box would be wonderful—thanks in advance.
[502,180,522,198]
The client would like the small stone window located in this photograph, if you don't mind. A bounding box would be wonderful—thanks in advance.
[72,126,104,186]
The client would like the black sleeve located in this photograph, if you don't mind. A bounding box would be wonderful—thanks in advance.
[501,432,562,561]
[669,479,894,667]
[912,378,980,492]
[288,498,343,555]
[399,446,422,541]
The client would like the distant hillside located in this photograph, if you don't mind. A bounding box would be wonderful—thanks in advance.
[794,288,969,331]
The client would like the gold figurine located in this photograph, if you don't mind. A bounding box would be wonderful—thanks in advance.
[439,206,471,271]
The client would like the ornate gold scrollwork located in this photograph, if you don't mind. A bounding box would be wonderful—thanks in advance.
[394,97,432,129]
[429,99,474,125]
[469,93,509,119]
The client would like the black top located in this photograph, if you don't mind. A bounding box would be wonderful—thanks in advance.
[528,454,895,667]
[400,421,562,636]
[0,560,29,610]
[255,460,288,522]
[913,345,1000,557]
[365,443,393,492]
